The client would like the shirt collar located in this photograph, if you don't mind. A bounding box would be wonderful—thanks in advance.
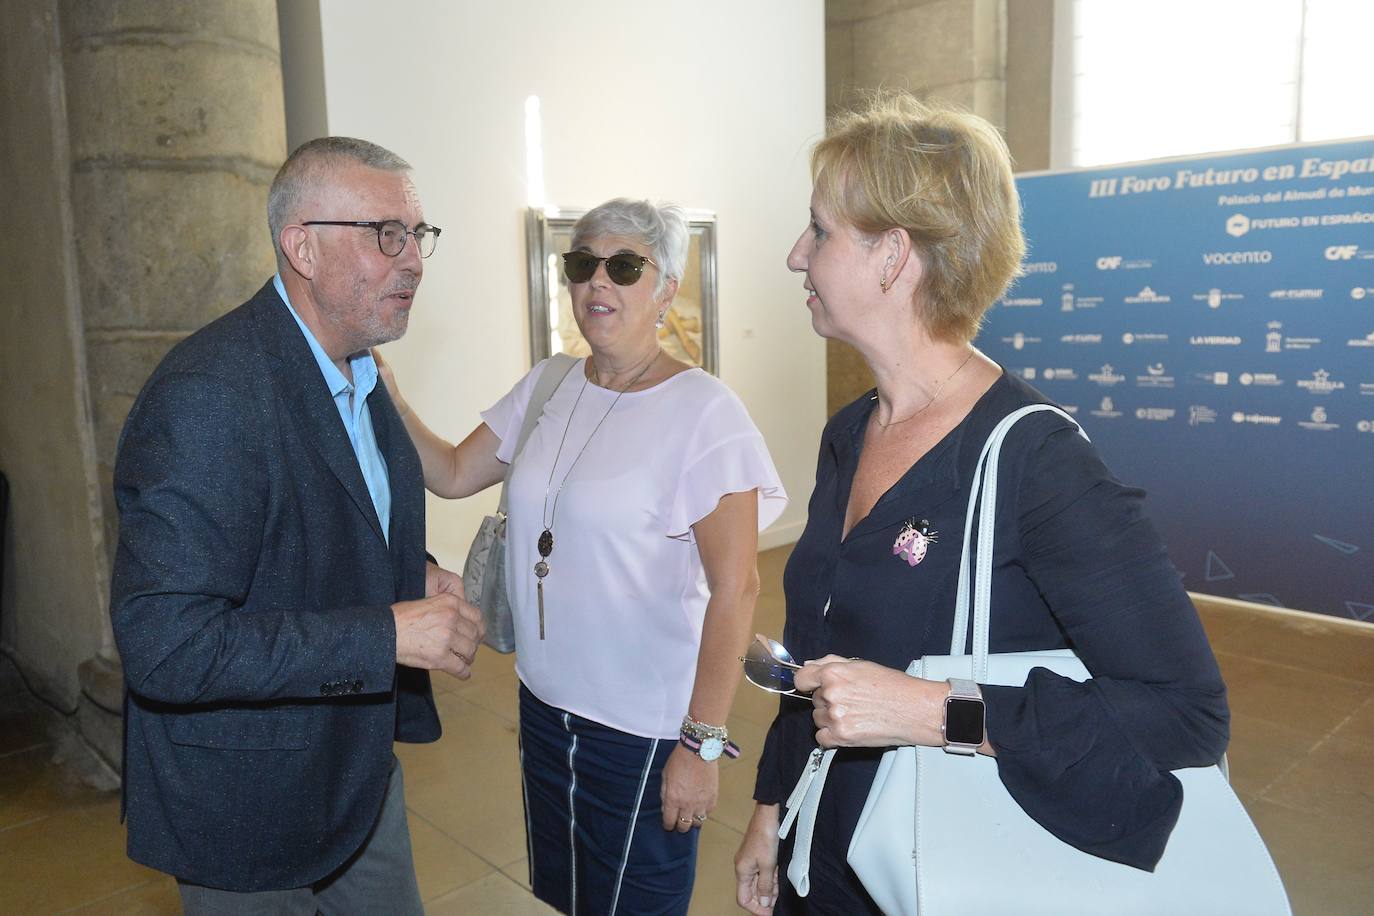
[273,273,378,398]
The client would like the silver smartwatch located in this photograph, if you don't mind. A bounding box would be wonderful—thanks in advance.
[942,677,986,756]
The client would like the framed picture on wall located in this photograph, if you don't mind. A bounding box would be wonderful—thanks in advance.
[525,208,719,374]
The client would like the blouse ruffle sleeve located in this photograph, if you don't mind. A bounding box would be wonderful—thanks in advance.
[983,423,1230,871]
[479,359,548,463]
[664,389,787,540]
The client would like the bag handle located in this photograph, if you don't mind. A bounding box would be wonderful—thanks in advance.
[950,404,1088,679]
[496,354,579,517]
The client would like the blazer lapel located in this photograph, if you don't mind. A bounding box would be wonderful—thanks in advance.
[252,284,388,546]
[368,381,425,595]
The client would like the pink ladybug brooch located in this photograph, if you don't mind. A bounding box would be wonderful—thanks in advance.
[893,518,938,567]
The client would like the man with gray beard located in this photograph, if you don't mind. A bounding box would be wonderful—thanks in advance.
[110,137,482,914]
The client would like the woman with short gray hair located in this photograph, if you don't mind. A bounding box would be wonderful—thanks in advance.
[379,197,787,915]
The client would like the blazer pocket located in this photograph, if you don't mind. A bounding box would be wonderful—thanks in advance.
[167,707,309,750]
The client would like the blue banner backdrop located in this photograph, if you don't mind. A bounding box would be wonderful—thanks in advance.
[980,138,1374,621]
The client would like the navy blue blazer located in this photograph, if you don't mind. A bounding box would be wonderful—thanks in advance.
[110,280,441,891]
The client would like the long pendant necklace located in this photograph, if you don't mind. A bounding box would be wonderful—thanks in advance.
[534,347,661,638]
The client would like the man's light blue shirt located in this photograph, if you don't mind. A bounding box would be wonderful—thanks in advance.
[273,273,391,543]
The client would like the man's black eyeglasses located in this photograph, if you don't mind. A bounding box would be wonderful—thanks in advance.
[303,220,442,258]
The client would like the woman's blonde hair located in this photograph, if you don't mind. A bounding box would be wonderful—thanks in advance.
[813,92,1025,342]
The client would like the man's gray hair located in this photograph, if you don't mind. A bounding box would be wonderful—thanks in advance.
[570,199,689,298]
[267,136,411,260]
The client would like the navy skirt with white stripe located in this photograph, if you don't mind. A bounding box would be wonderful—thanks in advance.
[519,683,699,916]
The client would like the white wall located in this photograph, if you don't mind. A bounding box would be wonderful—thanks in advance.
[314,1,827,564]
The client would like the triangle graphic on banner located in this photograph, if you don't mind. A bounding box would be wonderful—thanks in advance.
[1238,593,1283,607]
[1313,535,1360,555]
[1205,551,1235,582]
[1346,602,1374,621]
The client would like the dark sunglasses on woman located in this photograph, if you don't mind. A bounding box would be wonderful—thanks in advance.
[562,250,658,286]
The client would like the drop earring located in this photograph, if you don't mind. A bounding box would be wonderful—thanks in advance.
[655,310,667,328]
[879,276,889,293]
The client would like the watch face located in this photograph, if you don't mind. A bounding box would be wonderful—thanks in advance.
[945,697,986,746]
[699,737,724,761]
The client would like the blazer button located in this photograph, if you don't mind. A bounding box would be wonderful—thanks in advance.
[320,682,332,696]
[352,679,363,693]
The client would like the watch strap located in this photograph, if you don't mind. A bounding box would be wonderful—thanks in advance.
[679,733,741,759]
[947,677,981,700]
[942,677,986,756]
[679,714,739,760]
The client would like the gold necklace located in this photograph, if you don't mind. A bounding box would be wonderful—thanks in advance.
[874,349,977,429]
[533,347,661,638]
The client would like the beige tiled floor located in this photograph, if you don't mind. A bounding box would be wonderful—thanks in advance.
[2,546,1372,914]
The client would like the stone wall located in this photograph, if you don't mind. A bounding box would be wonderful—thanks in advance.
[822,0,1054,414]
[0,1,285,763]
[0,0,109,706]
[61,0,286,575]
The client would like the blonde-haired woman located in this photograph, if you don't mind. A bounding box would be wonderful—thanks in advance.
[734,94,1228,914]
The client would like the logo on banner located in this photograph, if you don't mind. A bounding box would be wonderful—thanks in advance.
[1362,383,1374,397]
[1092,397,1122,418]
[1022,367,1036,380]
[1135,407,1175,421]
[1230,214,1308,234]
[1061,333,1102,344]
[1269,288,1323,300]
[1189,335,1242,346]
[1125,287,1171,304]
[1122,332,1169,344]
[1192,288,1244,309]
[1202,249,1272,265]
[1358,420,1374,433]
[1348,331,1374,348]
[1000,296,1043,308]
[1231,411,1282,425]
[1296,369,1345,394]
[1137,363,1175,388]
[1061,283,1102,309]
[1353,287,1372,300]
[1089,364,1126,386]
[1325,245,1360,260]
[1042,368,1079,381]
[1265,322,1283,353]
[1189,406,1218,425]
[1239,372,1283,387]
[1023,261,1058,274]
[1096,255,1155,270]
[1299,406,1339,431]
[1193,371,1230,385]
[1003,332,1041,350]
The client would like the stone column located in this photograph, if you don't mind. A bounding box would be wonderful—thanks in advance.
[823,0,1011,414]
[13,0,286,768]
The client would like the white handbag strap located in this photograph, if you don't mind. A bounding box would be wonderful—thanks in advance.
[950,404,1088,679]
[778,747,836,897]
[496,353,578,516]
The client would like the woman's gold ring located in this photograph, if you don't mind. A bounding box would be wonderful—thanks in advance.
[678,816,693,824]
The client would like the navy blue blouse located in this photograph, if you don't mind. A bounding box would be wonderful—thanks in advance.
[755,372,1229,884]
